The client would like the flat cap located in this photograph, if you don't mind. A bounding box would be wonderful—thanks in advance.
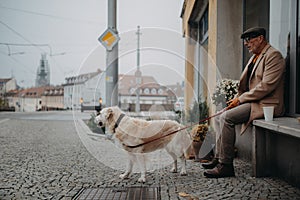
[241,27,266,39]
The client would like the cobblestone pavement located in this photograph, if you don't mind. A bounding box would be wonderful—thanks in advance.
[0,113,300,199]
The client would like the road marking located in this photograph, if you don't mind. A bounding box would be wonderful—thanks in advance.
[0,118,10,124]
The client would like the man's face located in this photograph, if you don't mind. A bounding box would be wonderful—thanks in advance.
[243,35,263,54]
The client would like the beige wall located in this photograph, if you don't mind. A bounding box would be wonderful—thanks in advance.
[184,37,196,110]
[182,0,197,111]
[42,96,64,110]
[5,79,17,92]
[182,0,243,116]
[216,0,243,80]
[207,0,217,114]
[207,0,243,115]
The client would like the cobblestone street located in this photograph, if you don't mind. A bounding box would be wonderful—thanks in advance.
[0,112,300,199]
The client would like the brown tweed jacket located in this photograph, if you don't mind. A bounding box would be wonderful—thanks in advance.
[238,43,286,134]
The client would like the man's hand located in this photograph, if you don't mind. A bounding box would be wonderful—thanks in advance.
[226,98,240,110]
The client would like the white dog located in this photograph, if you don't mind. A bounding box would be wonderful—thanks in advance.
[95,106,192,182]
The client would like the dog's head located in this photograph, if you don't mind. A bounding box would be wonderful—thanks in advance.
[95,107,114,127]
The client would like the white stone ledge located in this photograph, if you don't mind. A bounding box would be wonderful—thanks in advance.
[253,117,300,139]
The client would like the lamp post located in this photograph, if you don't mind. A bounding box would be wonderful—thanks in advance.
[106,0,119,106]
[135,26,141,112]
[80,97,83,112]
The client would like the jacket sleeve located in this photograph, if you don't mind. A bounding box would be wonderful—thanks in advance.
[238,51,285,103]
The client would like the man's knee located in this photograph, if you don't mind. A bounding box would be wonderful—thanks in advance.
[220,111,235,125]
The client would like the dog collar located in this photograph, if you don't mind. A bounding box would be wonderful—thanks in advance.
[113,113,125,133]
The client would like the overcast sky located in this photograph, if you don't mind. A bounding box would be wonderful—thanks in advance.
[0,0,185,88]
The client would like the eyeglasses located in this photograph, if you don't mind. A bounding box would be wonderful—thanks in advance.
[244,35,260,43]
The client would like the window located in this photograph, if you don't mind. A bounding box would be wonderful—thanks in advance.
[144,88,149,94]
[151,88,157,95]
[158,88,163,95]
[269,0,299,115]
[129,88,135,95]
[199,7,208,44]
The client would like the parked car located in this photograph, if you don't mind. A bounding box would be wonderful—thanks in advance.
[80,97,102,113]
[174,97,184,112]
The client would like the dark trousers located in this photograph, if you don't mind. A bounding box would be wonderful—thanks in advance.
[214,103,251,164]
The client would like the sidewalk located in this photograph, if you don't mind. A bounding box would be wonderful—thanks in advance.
[77,119,300,200]
[0,117,299,199]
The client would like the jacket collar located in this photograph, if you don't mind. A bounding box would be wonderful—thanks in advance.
[249,43,271,78]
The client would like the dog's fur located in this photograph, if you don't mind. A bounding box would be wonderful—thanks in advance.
[95,106,192,182]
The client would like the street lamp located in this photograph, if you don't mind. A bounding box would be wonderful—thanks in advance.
[96,97,103,115]
[80,97,83,112]
[135,25,142,113]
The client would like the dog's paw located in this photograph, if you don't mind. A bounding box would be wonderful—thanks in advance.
[119,173,130,179]
[170,167,177,173]
[180,171,187,176]
[138,177,146,183]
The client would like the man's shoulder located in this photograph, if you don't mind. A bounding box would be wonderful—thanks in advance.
[265,44,282,55]
[263,44,284,59]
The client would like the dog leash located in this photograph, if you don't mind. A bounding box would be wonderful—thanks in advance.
[124,108,227,149]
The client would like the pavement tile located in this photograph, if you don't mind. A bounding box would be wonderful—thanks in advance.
[0,117,299,199]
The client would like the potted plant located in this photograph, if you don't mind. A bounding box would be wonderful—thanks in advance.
[186,100,210,160]
[87,113,105,134]
[190,123,209,161]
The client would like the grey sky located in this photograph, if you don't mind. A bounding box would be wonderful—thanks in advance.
[0,0,185,88]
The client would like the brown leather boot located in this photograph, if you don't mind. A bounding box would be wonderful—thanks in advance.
[201,158,219,169]
[203,163,235,178]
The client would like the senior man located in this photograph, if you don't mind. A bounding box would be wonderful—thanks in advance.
[203,27,286,178]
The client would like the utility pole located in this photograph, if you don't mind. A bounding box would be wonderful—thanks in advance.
[106,0,119,106]
[135,26,142,112]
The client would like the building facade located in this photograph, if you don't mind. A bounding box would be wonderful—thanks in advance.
[41,87,64,110]
[181,0,300,187]
[9,86,50,112]
[63,70,105,110]
[0,78,17,109]
[181,0,299,117]
[118,74,177,111]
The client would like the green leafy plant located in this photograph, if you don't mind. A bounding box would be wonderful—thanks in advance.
[188,100,209,124]
[87,113,105,134]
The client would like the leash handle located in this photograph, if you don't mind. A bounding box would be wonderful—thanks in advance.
[124,108,226,149]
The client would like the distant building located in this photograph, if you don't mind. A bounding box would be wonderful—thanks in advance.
[165,82,184,99]
[63,69,105,110]
[0,78,17,97]
[35,54,50,87]
[9,86,50,112]
[0,78,17,109]
[41,86,64,110]
[63,70,179,111]
[118,74,177,111]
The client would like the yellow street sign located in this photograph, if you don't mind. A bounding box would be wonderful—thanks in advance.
[98,28,120,51]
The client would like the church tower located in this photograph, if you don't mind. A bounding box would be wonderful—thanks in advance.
[35,53,50,87]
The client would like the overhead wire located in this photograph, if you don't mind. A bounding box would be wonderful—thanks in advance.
[0,20,49,53]
[0,4,103,86]
[0,20,67,83]
[0,5,99,24]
